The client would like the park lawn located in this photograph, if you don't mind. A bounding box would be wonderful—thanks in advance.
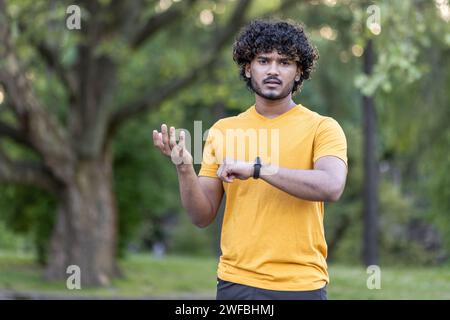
[0,251,449,299]
[328,264,450,299]
[0,251,218,298]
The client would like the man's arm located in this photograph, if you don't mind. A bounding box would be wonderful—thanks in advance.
[153,124,223,228]
[177,164,223,228]
[216,155,347,202]
[260,156,347,202]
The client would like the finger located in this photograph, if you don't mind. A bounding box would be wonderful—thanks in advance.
[159,132,170,155]
[178,130,185,158]
[152,130,159,146]
[219,165,231,183]
[227,174,235,183]
[217,165,224,181]
[161,124,170,151]
[223,170,235,183]
[217,164,224,178]
[225,167,235,183]
[170,145,183,165]
[152,130,164,149]
[179,130,185,149]
[169,126,176,148]
[176,143,184,160]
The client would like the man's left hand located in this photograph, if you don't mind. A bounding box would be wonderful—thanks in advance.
[216,158,254,183]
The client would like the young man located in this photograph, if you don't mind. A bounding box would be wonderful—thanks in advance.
[152,20,347,300]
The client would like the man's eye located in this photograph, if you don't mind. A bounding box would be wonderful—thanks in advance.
[259,59,267,64]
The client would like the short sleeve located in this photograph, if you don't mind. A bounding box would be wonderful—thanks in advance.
[313,117,348,166]
[198,126,221,177]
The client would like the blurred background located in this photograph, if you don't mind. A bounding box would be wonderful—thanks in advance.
[0,0,449,299]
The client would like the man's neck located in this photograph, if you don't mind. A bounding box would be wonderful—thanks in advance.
[254,94,297,119]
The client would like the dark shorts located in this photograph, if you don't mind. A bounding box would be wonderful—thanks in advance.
[216,278,327,300]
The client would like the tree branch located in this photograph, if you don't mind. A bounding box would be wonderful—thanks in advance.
[130,0,198,50]
[0,121,36,151]
[0,149,61,194]
[107,0,253,139]
[34,42,77,104]
[0,3,74,182]
[15,16,77,102]
[208,0,253,54]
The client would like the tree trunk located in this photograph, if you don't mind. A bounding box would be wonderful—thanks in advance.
[362,39,379,266]
[45,145,120,286]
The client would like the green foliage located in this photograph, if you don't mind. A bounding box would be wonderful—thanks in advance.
[0,221,28,252]
[169,212,218,257]
[113,113,181,256]
[324,122,441,266]
[422,127,450,250]
[0,186,56,264]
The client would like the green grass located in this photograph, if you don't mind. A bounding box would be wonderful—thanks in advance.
[0,251,218,298]
[1,251,449,299]
[328,264,450,299]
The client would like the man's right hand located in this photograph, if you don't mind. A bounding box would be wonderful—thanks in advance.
[153,124,193,167]
[153,124,223,228]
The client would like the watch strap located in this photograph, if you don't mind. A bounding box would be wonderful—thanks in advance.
[253,156,262,179]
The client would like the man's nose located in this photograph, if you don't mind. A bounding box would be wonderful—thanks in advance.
[267,61,280,75]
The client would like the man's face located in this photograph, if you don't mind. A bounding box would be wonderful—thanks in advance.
[245,50,301,101]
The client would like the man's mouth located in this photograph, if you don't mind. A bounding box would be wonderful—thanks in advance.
[264,78,282,86]
[263,78,281,86]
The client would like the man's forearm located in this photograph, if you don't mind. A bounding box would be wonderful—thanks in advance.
[176,165,213,227]
[260,165,342,202]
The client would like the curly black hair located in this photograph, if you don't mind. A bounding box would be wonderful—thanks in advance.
[232,19,319,94]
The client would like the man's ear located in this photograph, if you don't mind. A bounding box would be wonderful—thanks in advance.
[245,64,251,78]
[295,66,302,82]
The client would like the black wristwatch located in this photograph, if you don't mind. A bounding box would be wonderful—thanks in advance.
[253,156,262,179]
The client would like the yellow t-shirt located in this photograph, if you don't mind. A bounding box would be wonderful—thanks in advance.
[199,104,348,291]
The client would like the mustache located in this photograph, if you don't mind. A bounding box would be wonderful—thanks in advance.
[263,76,282,84]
